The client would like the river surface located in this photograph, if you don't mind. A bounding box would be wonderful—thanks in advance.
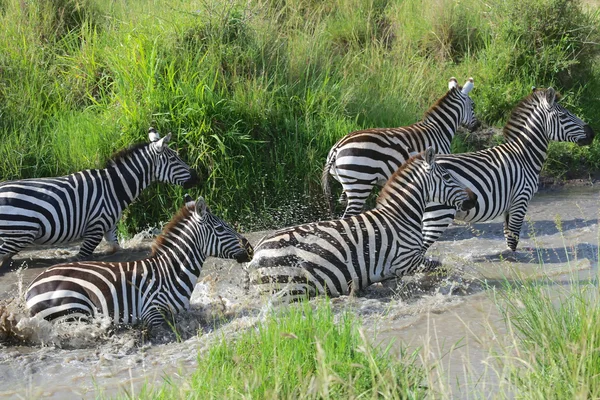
[0,185,598,399]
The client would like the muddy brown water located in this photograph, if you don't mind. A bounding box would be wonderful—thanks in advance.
[0,186,598,399]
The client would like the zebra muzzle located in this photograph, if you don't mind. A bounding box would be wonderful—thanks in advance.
[577,125,595,146]
[235,239,254,263]
[460,189,478,211]
[183,169,200,189]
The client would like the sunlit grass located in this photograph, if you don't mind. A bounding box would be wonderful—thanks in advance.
[132,301,426,399]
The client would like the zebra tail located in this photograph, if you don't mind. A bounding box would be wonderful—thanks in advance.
[321,150,336,217]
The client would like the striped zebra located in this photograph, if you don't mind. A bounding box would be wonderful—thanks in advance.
[26,195,253,327]
[421,87,595,253]
[323,77,479,218]
[0,128,197,265]
[249,148,477,302]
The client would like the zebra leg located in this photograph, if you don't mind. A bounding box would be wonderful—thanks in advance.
[0,230,38,266]
[103,225,121,254]
[77,230,104,259]
[421,204,457,252]
[504,210,527,252]
[342,191,371,218]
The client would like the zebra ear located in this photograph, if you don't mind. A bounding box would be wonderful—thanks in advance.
[448,77,458,90]
[461,78,474,95]
[154,133,172,152]
[184,194,195,209]
[531,86,537,93]
[148,127,161,142]
[195,196,207,216]
[546,87,556,104]
[424,147,436,165]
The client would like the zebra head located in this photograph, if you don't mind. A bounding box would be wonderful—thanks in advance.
[186,195,253,263]
[148,128,199,187]
[533,87,594,146]
[448,77,480,132]
[423,148,477,211]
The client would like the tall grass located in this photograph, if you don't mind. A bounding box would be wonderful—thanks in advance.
[495,275,600,399]
[0,0,598,233]
[136,301,425,399]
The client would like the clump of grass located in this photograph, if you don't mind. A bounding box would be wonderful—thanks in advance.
[495,273,600,398]
[143,301,426,399]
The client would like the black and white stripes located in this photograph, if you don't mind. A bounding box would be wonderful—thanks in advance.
[322,78,478,218]
[25,195,253,327]
[249,148,477,302]
[421,87,595,252]
[0,128,196,263]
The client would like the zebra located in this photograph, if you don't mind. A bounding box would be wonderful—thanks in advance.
[420,87,595,253]
[322,77,479,218]
[0,127,198,265]
[25,195,253,327]
[248,148,477,302]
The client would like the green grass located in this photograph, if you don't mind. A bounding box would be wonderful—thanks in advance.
[134,301,425,399]
[494,274,600,399]
[0,0,598,233]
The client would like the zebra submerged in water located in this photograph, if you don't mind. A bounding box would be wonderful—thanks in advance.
[0,128,197,265]
[26,195,253,327]
[322,77,479,218]
[249,148,477,302]
[420,87,595,253]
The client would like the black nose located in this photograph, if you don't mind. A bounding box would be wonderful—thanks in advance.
[461,190,478,211]
[182,169,200,189]
[577,125,595,146]
[235,239,254,263]
[467,119,481,132]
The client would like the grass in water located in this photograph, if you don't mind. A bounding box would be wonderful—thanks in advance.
[139,301,426,399]
[493,229,600,400]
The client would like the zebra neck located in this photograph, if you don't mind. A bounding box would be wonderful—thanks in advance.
[106,156,154,208]
[505,125,550,174]
[422,98,462,139]
[154,240,206,278]
[376,175,427,220]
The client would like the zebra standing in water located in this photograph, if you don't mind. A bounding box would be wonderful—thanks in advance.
[249,148,477,302]
[0,128,197,265]
[26,195,253,327]
[420,87,595,253]
[323,78,479,218]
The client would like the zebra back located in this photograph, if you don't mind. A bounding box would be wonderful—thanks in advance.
[25,195,253,327]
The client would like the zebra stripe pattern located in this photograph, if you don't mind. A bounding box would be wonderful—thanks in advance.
[249,148,477,303]
[26,195,253,327]
[421,87,595,252]
[0,128,197,264]
[323,78,479,218]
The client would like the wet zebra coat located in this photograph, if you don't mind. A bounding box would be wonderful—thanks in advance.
[322,78,478,218]
[421,88,595,252]
[26,196,253,327]
[250,148,477,302]
[0,128,196,263]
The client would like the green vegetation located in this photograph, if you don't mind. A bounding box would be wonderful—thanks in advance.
[494,273,600,399]
[138,301,425,399]
[0,0,598,233]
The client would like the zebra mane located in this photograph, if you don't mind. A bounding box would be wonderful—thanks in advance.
[503,88,562,139]
[376,152,423,205]
[105,143,149,167]
[422,87,461,120]
[151,204,194,256]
